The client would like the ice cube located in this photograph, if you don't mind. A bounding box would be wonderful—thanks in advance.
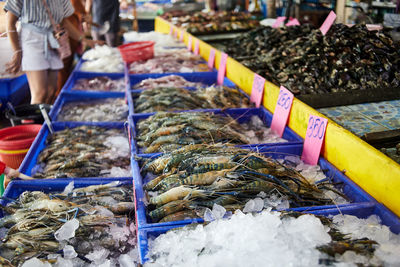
[55,218,79,241]
[203,208,215,222]
[63,182,74,194]
[253,198,264,212]
[63,245,78,259]
[338,251,369,265]
[250,115,264,128]
[86,248,110,264]
[97,260,111,267]
[55,257,74,267]
[243,199,255,213]
[21,258,52,267]
[95,206,114,217]
[276,199,290,210]
[109,225,131,242]
[107,167,132,177]
[212,204,226,219]
[119,254,135,267]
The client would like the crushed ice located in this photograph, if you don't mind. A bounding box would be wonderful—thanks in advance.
[81,45,124,73]
[146,210,400,267]
[243,116,288,144]
[146,210,331,267]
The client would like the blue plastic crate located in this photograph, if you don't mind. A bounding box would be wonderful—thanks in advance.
[132,143,376,229]
[60,71,126,93]
[137,202,400,264]
[19,121,128,177]
[0,74,30,109]
[129,107,303,155]
[127,73,237,115]
[50,91,127,122]
[0,177,133,218]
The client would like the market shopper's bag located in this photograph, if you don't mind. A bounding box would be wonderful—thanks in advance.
[42,0,71,59]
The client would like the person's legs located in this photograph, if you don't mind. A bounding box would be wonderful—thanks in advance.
[26,70,48,104]
[105,32,116,47]
[91,30,101,41]
[46,70,59,104]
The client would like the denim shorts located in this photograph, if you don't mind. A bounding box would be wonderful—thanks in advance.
[20,27,63,71]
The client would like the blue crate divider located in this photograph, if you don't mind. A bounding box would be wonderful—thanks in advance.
[0,177,133,218]
[19,122,127,176]
[60,71,126,93]
[50,91,127,122]
[0,74,30,109]
[127,73,236,115]
[129,107,303,155]
[132,143,376,230]
[137,202,400,264]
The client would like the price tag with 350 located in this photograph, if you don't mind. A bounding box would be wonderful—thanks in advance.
[301,115,328,165]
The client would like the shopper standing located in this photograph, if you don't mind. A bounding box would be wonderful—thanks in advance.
[85,0,120,47]
[55,0,90,99]
[5,0,96,104]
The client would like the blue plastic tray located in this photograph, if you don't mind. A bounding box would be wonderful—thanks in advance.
[132,143,376,229]
[137,202,400,264]
[0,74,30,109]
[60,71,127,93]
[0,177,133,218]
[19,122,129,177]
[129,107,303,154]
[50,91,127,122]
[127,73,237,115]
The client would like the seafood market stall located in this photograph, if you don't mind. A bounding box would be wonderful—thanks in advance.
[154,16,400,219]
[1,19,400,266]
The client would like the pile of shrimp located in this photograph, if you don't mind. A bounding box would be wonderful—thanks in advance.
[140,144,347,223]
[133,85,250,113]
[132,75,204,90]
[58,98,128,122]
[0,182,135,266]
[136,112,262,153]
[33,126,131,179]
[72,76,126,92]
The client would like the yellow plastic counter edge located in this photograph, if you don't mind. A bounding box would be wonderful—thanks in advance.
[154,17,400,217]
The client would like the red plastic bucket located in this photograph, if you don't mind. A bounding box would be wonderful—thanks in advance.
[0,124,42,169]
[118,41,155,63]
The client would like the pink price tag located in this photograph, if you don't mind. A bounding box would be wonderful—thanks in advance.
[270,86,294,137]
[301,115,328,165]
[187,36,192,51]
[208,48,216,69]
[272,16,286,28]
[217,52,228,85]
[286,18,300,26]
[320,11,336,35]
[250,73,265,108]
[169,25,173,35]
[174,29,178,39]
[194,39,200,55]
[179,30,184,42]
